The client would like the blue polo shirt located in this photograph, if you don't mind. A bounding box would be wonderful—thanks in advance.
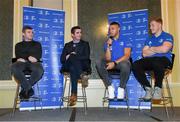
[104,37,132,61]
[145,31,173,61]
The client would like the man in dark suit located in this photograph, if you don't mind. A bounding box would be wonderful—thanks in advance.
[60,26,91,106]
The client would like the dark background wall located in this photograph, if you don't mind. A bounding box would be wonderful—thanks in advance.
[0,0,14,80]
[78,0,161,79]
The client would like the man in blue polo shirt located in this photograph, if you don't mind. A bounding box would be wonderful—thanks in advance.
[133,18,173,100]
[96,22,132,99]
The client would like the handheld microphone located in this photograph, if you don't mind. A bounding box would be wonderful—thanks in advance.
[107,36,113,46]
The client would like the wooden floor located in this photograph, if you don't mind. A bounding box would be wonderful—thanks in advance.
[0,107,180,121]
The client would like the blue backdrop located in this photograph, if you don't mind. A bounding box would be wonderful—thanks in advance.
[108,9,151,109]
[20,7,65,110]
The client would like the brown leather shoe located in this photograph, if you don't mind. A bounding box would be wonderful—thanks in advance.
[69,93,77,106]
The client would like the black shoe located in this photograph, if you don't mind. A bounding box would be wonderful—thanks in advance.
[19,89,25,99]
[28,88,34,97]
[19,90,29,99]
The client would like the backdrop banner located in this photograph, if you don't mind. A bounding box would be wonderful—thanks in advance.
[20,6,65,110]
[108,9,151,109]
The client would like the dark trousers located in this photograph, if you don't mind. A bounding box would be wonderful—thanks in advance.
[61,55,88,94]
[132,57,171,89]
[96,59,131,88]
[11,62,44,91]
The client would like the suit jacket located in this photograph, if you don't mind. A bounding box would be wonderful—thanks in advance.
[60,40,91,73]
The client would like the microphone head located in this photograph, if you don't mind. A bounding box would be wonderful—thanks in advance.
[108,36,113,46]
[107,34,113,39]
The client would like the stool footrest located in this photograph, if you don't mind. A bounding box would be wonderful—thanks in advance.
[62,96,87,103]
[103,97,128,102]
[139,97,172,102]
[18,96,42,102]
[138,98,151,102]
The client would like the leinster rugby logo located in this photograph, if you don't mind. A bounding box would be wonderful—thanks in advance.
[159,39,163,43]
[119,42,124,46]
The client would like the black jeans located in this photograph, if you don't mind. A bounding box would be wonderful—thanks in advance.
[11,62,44,91]
[132,56,171,89]
[61,55,90,94]
[96,59,131,88]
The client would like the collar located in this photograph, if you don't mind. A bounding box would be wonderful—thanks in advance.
[112,36,120,41]
[73,40,80,43]
[153,31,164,38]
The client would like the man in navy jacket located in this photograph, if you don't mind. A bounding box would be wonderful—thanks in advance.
[60,26,91,106]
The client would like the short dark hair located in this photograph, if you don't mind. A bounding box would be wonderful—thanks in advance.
[71,26,81,34]
[109,22,120,27]
[150,17,163,25]
[22,25,33,33]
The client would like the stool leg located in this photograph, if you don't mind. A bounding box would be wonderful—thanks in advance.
[12,84,20,117]
[104,88,110,110]
[36,83,43,111]
[62,76,67,108]
[107,103,110,111]
[34,100,37,111]
[138,86,144,111]
[150,76,153,112]
[165,77,174,116]
[107,89,110,110]
[81,84,87,115]
[67,78,71,108]
[150,99,153,112]
[162,82,169,119]
[138,100,141,111]
[83,87,88,110]
[33,84,37,111]
[33,85,37,111]
[125,88,130,116]
[102,88,107,107]
[39,97,43,111]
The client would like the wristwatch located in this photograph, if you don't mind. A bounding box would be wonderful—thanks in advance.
[113,61,117,66]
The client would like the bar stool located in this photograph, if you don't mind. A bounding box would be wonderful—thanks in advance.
[138,54,175,118]
[102,70,130,116]
[62,72,89,114]
[12,71,43,116]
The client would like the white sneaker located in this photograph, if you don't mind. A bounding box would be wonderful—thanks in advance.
[143,87,153,100]
[153,87,162,99]
[117,87,125,99]
[108,85,115,99]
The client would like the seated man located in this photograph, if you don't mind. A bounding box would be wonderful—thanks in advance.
[11,26,44,99]
[60,26,91,106]
[96,22,132,99]
[132,18,173,100]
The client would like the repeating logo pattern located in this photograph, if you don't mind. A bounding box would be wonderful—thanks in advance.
[108,9,151,109]
[20,7,65,110]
